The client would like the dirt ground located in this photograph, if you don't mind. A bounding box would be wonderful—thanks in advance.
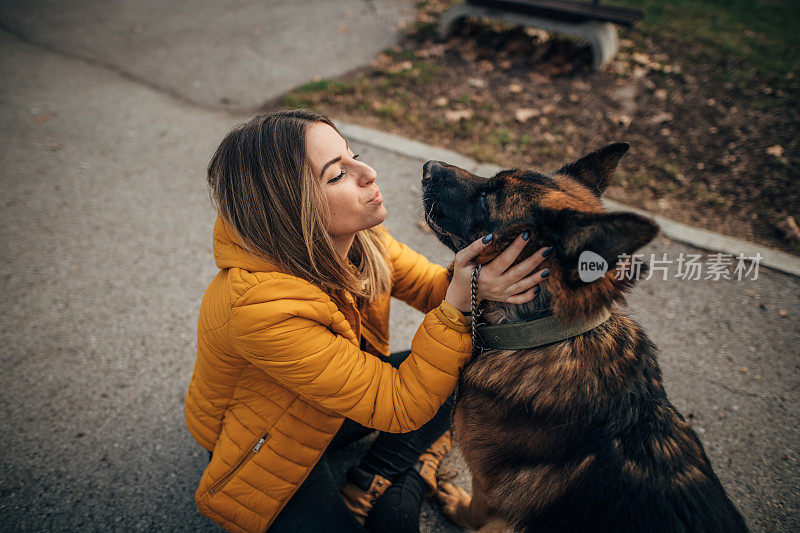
[276,1,800,256]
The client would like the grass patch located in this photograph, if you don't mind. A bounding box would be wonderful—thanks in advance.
[294,79,353,94]
[615,0,800,81]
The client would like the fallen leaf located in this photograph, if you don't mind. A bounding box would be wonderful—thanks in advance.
[416,44,445,58]
[777,216,800,241]
[609,114,632,127]
[568,94,579,103]
[654,89,668,100]
[541,104,556,115]
[444,109,473,122]
[46,142,62,151]
[766,144,784,157]
[337,25,350,34]
[33,114,51,124]
[433,97,448,107]
[387,61,413,73]
[739,367,748,373]
[514,108,540,122]
[572,80,590,91]
[779,309,788,317]
[648,112,673,124]
[508,83,523,93]
[467,78,487,89]
[498,59,512,70]
[528,72,548,84]
[478,60,494,73]
[371,53,392,68]
[524,27,549,41]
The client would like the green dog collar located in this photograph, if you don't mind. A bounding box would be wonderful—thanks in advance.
[475,308,612,350]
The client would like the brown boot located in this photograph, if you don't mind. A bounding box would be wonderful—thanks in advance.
[339,466,392,525]
[413,429,453,496]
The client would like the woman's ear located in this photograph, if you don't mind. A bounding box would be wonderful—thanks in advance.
[548,210,659,286]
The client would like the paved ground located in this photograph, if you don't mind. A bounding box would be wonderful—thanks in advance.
[0,2,798,531]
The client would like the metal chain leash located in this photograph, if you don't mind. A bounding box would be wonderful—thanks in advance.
[470,263,483,354]
[449,264,483,444]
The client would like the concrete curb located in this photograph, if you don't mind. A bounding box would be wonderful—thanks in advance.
[337,121,800,278]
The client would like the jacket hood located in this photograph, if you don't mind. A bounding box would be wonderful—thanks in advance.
[212,215,280,272]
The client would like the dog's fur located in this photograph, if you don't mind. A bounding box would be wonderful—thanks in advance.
[421,144,748,532]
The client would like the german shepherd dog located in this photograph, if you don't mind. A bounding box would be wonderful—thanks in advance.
[420,144,748,532]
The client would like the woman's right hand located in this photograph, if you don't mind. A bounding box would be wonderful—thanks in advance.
[443,232,552,313]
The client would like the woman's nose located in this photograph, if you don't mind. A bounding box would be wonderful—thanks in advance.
[360,164,377,185]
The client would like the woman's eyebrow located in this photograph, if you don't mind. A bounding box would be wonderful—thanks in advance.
[320,156,342,178]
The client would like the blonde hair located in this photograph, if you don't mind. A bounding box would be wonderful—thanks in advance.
[207,109,392,307]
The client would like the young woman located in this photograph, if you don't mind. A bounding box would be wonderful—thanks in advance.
[185,110,551,532]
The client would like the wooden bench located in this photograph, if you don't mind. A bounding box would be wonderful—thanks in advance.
[438,0,643,70]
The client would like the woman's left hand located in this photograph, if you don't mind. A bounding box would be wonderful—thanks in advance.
[476,232,552,305]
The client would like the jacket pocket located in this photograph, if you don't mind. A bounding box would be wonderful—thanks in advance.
[208,432,270,496]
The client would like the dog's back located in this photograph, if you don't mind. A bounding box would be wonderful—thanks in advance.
[455,311,748,533]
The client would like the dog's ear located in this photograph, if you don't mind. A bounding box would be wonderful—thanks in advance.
[555,143,629,197]
[549,209,659,285]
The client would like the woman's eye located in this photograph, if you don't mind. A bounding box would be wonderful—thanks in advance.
[353,154,360,160]
[328,171,345,184]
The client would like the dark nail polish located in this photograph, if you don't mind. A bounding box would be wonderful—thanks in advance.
[542,246,554,257]
[482,233,493,243]
[541,269,550,278]
[534,286,540,295]
[521,231,530,241]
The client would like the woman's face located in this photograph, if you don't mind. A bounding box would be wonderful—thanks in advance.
[305,122,386,239]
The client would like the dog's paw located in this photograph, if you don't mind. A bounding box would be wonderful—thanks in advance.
[436,482,473,528]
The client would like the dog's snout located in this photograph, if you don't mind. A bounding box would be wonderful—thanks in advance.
[422,160,444,181]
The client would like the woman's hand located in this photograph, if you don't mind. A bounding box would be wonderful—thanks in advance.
[443,232,553,313]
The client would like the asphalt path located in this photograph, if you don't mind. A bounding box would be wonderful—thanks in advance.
[0,2,797,531]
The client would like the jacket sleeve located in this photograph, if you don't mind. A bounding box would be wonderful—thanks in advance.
[229,276,472,433]
[378,225,451,315]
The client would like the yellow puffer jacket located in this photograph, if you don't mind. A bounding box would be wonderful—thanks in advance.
[185,216,473,532]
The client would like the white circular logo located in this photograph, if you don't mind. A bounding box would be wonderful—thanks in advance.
[578,250,608,282]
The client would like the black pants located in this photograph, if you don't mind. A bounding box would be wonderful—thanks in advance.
[268,349,455,533]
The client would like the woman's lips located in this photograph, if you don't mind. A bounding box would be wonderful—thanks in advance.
[369,190,383,204]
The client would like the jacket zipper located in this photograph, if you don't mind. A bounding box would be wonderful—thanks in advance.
[208,432,270,495]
